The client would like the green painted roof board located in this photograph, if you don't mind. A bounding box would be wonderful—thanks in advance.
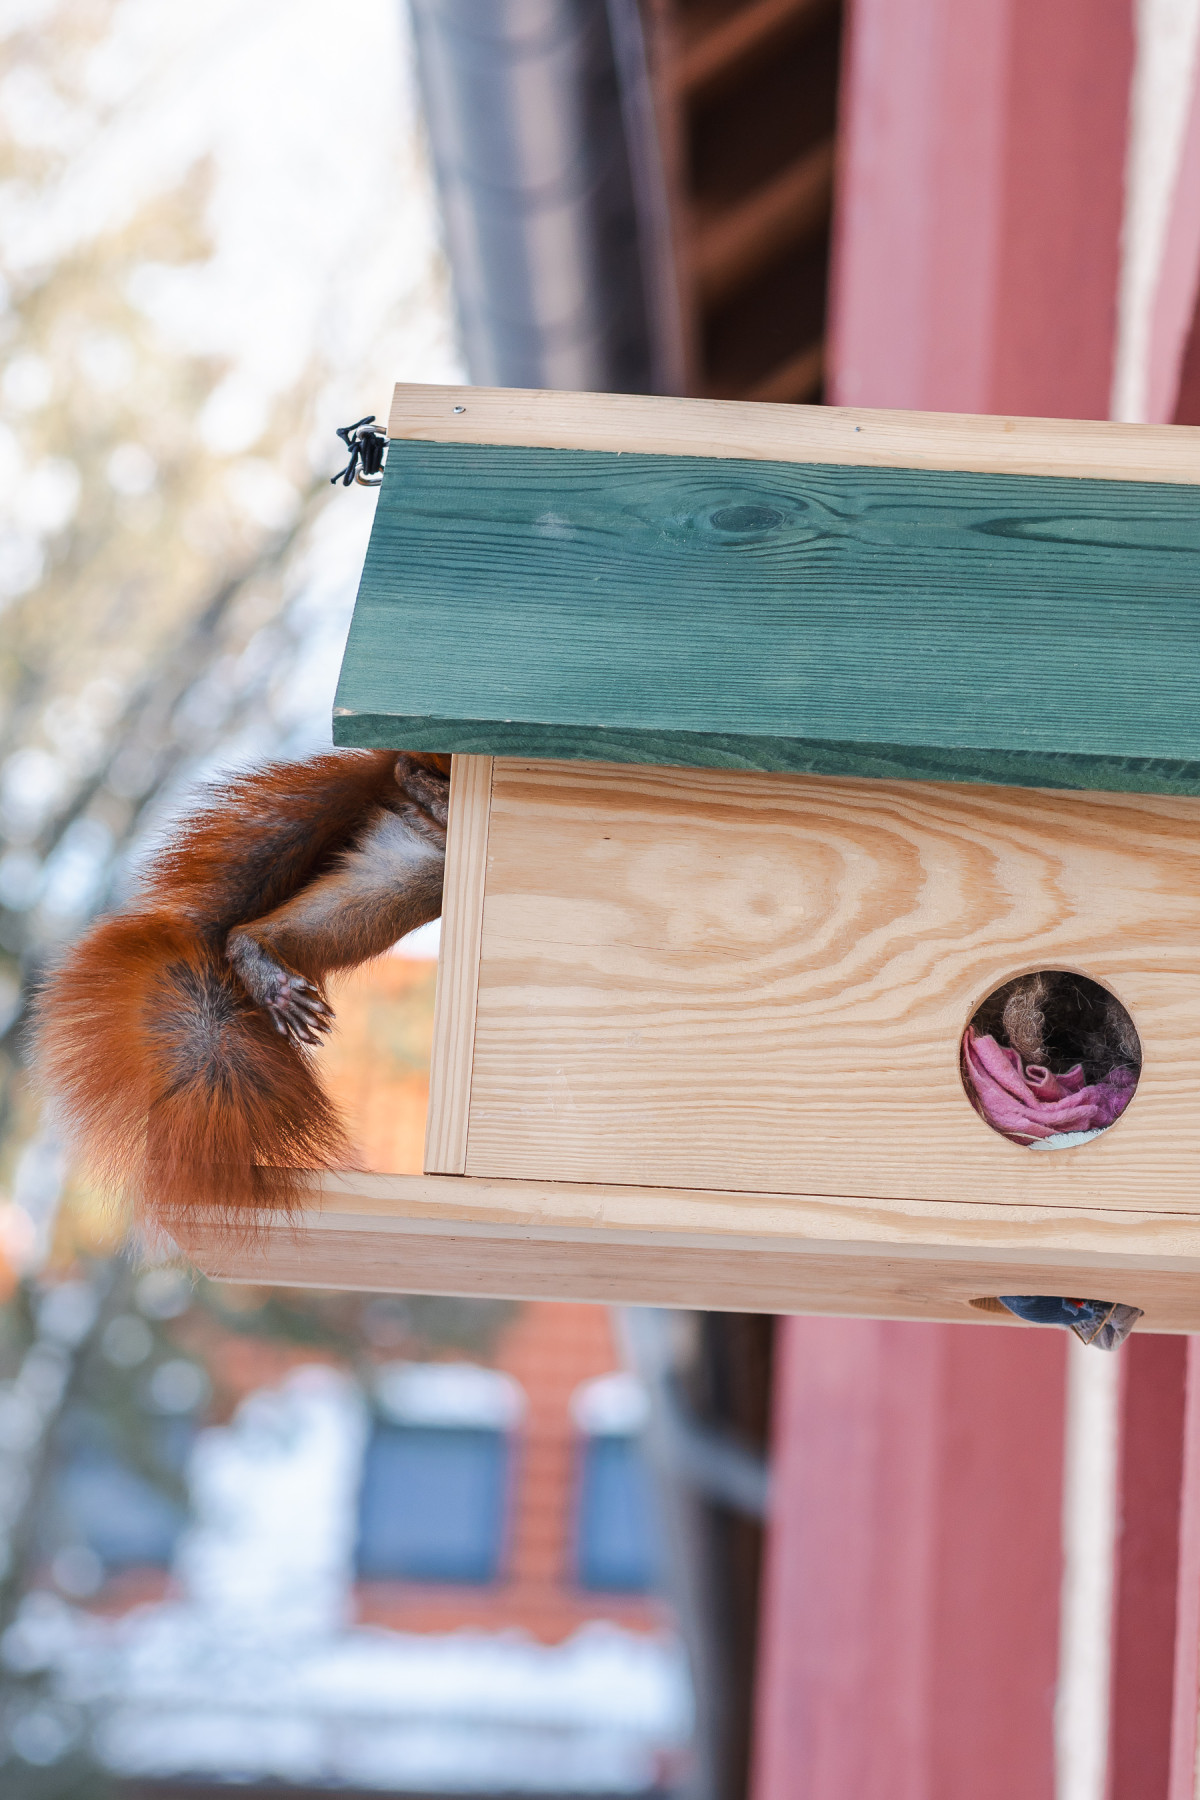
[333,438,1200,794]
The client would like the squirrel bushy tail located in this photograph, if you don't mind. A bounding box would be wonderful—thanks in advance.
[32,749,446,1232]
[34,909,352,1229]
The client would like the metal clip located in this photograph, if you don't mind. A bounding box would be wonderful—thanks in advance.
[332,416,388,488]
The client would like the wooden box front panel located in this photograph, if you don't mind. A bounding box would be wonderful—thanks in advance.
[431,757,1200,1212]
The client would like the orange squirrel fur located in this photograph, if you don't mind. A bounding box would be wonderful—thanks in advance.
[34,749,451,1230]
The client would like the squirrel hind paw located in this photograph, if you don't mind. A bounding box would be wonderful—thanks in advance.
[394,756,449,835]
[227,931,334,1045]
[265,973,334,1047]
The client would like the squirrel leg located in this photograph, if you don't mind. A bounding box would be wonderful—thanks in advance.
[227,806,446,1047]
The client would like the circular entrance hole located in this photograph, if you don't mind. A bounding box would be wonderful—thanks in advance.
[960,971,1141,1150]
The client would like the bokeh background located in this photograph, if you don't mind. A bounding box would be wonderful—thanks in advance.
[0,4,690,1796]
[6,1,1200,1798]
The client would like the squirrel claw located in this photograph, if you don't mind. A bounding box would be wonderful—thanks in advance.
[265,972,334,1047]
[291,980,333,1019]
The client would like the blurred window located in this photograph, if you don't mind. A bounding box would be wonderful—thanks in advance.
[357,1423,509,1582]
[355,1362,524,1584]
[571,1373,662,1593]
[50,1408,191,1570]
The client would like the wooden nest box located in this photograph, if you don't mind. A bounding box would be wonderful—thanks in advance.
[197,385,1200,1332]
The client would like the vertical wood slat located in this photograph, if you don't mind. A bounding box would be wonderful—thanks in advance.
[750,1316,1064,1800]
[1166,1340,1200,1800]
[1106,1337,1188,1800]
[830,0,1131,421]
[424,754,493,1175]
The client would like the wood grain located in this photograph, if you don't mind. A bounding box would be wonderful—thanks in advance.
[462,760,1200,1212]
[176,1169,1200,1333]
[423,754,492,1174]
[384,382,1200,484]
[334,438,1200,793]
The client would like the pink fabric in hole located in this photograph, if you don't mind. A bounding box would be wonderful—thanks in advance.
[962,1029,1137,1145]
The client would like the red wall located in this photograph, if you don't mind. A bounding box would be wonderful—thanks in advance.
[753,1320,1066,1799]
[831,0,1132,419]
[752,0,1136,1792]
[1107,1338,1188,1800]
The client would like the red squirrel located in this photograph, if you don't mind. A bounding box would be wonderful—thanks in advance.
[34,750,451,1229]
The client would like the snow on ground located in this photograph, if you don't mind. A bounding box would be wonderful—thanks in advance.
[4,1366,692,1792]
